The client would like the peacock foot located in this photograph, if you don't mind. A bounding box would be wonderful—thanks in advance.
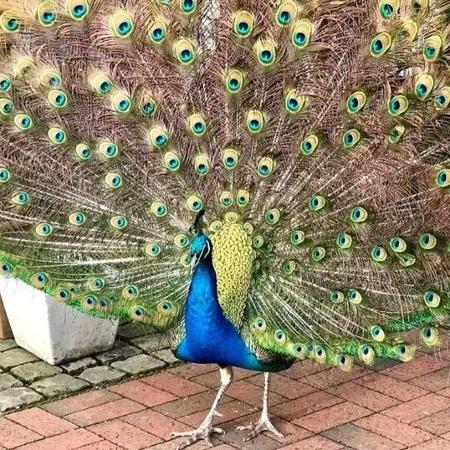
[172,415,225,449]
[236,411,284,442]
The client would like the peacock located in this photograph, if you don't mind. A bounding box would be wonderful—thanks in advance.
[0,0,449,447]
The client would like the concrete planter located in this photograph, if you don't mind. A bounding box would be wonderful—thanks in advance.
[0,294,12,339]
[0,277,119,365]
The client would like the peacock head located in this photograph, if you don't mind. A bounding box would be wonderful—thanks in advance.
[189,233,210,257]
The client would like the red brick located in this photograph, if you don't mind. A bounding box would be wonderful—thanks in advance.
[0,418,41,449]
[279,435,343,449]
[65,399,146,427]
[333,381,399,411]
[7,408,76,437]
[271,390,343,421]
[140,372,208,397]
[42,390,121,417]
[224,379,286,407]
[168,364,216,379]
[439,387,450,397]
[190,368,252,389]
[301,366,369,389]
[16,429,102,450]
[109,380,177,407]
[179,399,258,427]
[122,409,191,441]
[381,355,446,381]
[411,368,450,392]
[413,407,450,435]
[323,423,404,450]
[356,413,433,446]
[153,391,232,419]
[78,441,120,450]
[283,360,328,379]
[408,438,450,449]
[88,419,162,450]
[147,436,214,449]
[354,373,428,401]
[294,401,371,432]
[383,393,450,423]
[247,373,317,400]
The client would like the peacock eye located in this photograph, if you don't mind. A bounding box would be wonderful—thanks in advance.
[254,38,277,66]
[285,89,307,114]
[246,110,265,134]
[347,289,362,304]
[290,230,305,245]
[145,242,161,257]
[370,325,385,341]
[232,10,254,38]
[186,195,203,212]
[378,0,399,19]
[158,300,174,314]
[163,151,181,172]
[174,234,190,248]
[0,99,14,116]
[253,235,265,248]
[82,294,98,310]
[12,190,30,206]
[274,329,287,345]
[69,211,86,226]
[314,346,327,363]
[388,95,409,116]
[308,195,326,211]
[336,232,352,249]
[388,124,405,144]
[224,68,244,93]
[346,91,367,114]
[48,127,67,144]
[350,206,368,223]
[265,208,281,225]
[66,0,90,21]
[209,220,223,233]
[276,0,298,26]
[244,222,253,235]
[419,232,437,250]
[0,12,20,33]
[423,290,441,308]
[389,236,407,253]
[111,91,131,113]
[141,96,157,116]
[110,11,134,38]
[89,277,105,291]
[0,74,11,92]
[14,113,33,131]
[236,189,250,207]
[0,262,13,274]
[35,222,53,237]
[311,246,326,262]
[57,289,71,302]
[222,148,239,170]
[371,246,387,262]
[358,344,375,365]
[342,129,361,149]
[148,17,168,44]
[173,38,197,65]
[435,169,449,188]
[188,114,207,136]
[299,133,319,156]
[257,157,274,177]
[122,285,139,299]
[291,19,312,49]
[433,87,450,110]
[194,154,210,176]
[414,73,434,100]
[219,191,233,207]
[98,141,119,159]
[421,327,439,346]
[0,167,11,184]
[75,144,92,161]
[149,126,169,148]
[252,317,266,332]
[179,0,197,14]
[105,172,123,189]
[110,215,128,230]
[31,272,49,288]
[282,260,296,275]
[91,73,112,95]
[37,3,57,26]
[329,290,344,304]
[150,201,168,218]
[370,31,392,57]
[423,35,442,62]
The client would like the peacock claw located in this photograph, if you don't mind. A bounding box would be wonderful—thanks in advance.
[172,423,225,450]
[237,413,284,442]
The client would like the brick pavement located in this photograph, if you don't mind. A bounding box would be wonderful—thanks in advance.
[0,351,450,449]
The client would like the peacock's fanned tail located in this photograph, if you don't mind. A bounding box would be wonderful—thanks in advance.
[0,0,449,370]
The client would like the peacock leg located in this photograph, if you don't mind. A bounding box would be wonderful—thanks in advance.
[237,372,284,442]
[172,366,233,449]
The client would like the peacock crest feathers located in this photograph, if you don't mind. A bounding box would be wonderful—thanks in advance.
[0,0,449,370]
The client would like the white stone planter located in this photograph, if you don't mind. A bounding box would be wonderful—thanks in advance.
[0,277,119,365]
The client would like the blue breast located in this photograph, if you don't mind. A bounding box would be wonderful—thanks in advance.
[174,255,289,372]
